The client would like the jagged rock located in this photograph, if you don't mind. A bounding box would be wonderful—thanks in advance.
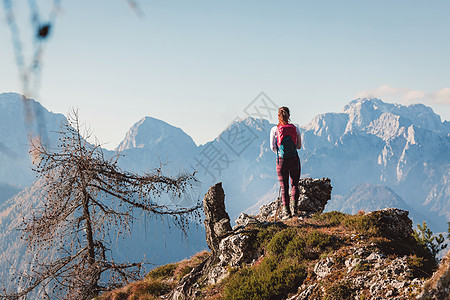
[169,183,254,299]
[234,213,259,229]
[203,182,232,254]
[367,252,384,261]
[296,177,333,214]
[207,265,228,285]
[314,257,335,278]
[291,283,317,300]
[207,233,254,284]
[257,199,281,222]
[218,234,253,267]
[257,177,332,222]
[366,208,413,240]
[345,257,362,272]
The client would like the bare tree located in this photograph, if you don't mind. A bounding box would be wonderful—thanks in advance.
[2,110,201,299]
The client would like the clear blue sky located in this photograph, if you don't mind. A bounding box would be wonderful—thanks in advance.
[1,0,449,149]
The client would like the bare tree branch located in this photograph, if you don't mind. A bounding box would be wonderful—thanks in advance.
[1,110,201,299]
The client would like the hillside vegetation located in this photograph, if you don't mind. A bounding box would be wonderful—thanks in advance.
[99,210,443,299]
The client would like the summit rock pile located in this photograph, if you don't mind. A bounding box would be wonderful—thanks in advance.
[165,179,442,300]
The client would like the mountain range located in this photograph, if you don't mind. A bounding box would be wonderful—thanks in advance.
[0,92,448,293]
[1,92,448,227]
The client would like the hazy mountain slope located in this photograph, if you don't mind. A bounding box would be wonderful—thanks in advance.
[327,183,414,213]
[325,183,431,228]
[0,183,21,206]
[0,181,45,297]
[0,93,66,188]
[192,118,277,220]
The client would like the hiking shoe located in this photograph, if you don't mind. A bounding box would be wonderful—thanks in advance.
[281,207,292,220]
[281,213,291,221]
[292,200,299,216]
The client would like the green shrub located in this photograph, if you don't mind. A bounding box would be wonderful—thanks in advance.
[223,257,306,300]
[256,225,284,247]
[413,221,448,260]
[266,228,336,260]
[304,230,334,253]
[312,211,348,226]
[223,227,336,299]
[243,224,284,255]
[266,228,297,257]
[342,213,379,236]
[407,255,428,278]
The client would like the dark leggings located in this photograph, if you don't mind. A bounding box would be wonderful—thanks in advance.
[276,156,301,207]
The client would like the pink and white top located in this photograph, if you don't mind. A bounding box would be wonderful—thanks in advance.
[270,124,302,154]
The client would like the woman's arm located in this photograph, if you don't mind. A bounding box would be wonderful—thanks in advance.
[296,126,302,149]
[270,126,278,153]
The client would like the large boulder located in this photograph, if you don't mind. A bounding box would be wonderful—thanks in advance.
[297,177,333,214]
[366,208,413,240]
[256,177,333,222]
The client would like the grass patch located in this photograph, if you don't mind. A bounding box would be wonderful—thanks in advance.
[100,251,210,300]
[128,280,173,298]
[101,279,173,300]
[173,250,210,280]
[342,213,380,236]
[312,211,349,226]
[222,226,337,299]
[267,228,337,260]
[146,263,176,280]
[223,257,306,300]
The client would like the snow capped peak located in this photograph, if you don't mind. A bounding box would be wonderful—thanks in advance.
[343,97,387,112]
[117,116,197,152]
[342,98,445,134]
[218,117,273,141]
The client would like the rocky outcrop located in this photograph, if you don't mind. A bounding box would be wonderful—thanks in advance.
[296,177,333,214]
[366,207,413,240]
[202,182,232,254]
[168,181,441,300]
[169,182,255,299]
[294,250,425,300]
[206,232,255,285]
[257,177,332,222]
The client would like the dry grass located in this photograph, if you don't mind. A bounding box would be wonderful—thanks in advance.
[173,250,210,280]
[99,251,211,300]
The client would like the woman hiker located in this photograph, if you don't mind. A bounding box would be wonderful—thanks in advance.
[270,106,302,220]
